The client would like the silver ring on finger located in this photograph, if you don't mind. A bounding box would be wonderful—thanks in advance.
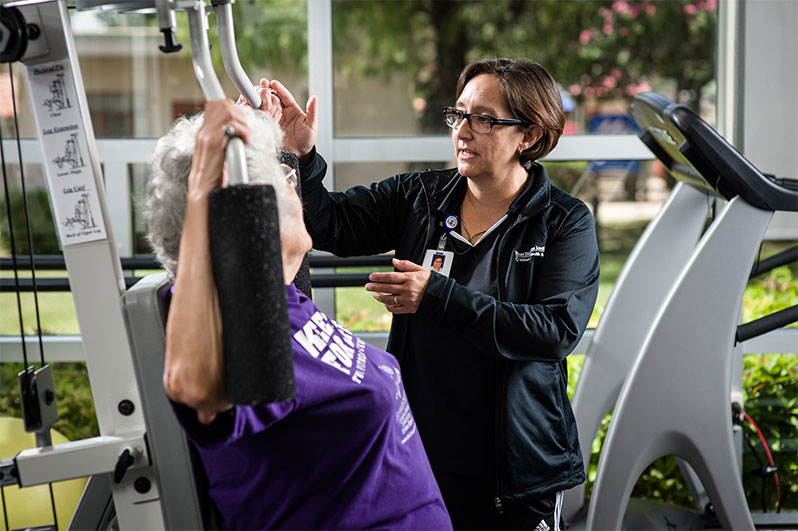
[222,124,236,138]
[393,295,399,305]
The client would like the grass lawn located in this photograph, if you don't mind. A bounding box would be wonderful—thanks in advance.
[1,270,81,335]
[0,269,164,336]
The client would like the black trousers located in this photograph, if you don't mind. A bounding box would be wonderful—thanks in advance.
[436,471,561,531]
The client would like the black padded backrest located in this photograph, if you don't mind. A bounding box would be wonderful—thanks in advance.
[632,92,798,212]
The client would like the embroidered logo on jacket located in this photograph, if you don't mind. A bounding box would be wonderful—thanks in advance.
[514,245,545,262]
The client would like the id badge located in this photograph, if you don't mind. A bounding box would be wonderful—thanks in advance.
[423,249,454,277]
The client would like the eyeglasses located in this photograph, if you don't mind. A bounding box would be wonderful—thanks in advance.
[442,107,530,134]
[443,107,530,134]
[280,163,298,189]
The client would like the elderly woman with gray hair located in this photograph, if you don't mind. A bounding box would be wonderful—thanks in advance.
[143,98,451,530]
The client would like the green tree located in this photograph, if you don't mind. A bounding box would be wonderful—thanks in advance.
[104,1,717,128]
[327,0,716,131]
[226,0,308,73]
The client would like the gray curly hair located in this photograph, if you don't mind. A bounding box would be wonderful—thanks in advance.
[143,106,297,278]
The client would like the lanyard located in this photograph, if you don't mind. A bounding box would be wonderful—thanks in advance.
[439,213,459,251]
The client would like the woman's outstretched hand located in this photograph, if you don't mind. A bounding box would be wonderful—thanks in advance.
[268,79,318,164]
[365,258,432,315]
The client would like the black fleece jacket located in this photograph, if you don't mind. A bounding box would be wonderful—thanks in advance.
[300,150,600,502]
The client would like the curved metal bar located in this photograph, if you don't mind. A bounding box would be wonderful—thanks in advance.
[1,253,396,271]
[185,0,248,184]
[213,1,261,108]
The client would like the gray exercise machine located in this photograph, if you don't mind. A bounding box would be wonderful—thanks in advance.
[562,173,713,525]
[0,0,266,528]
[579,92,797,530]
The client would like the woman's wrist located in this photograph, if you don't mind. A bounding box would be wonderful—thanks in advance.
[298,146,315,168]
[186,167,217,203]
[186,187,212,206]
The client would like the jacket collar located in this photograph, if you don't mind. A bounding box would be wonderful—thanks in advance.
[515,162,551,220]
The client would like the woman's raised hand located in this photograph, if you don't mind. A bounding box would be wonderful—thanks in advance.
[268,79,318,163]
[237,78,283,121]
[365,259,433,315]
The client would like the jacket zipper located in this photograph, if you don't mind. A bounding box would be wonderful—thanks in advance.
[494,358,506,514]
[491,207,547,514]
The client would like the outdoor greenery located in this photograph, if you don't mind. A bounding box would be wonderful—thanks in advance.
[741,353,797,512]
[163,1,717,132]
[0,362,97,442]
[327,0,716,132]
[0,189,60,255]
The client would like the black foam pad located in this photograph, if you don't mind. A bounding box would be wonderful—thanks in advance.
[209,184,294,405]
[280,150,313,299]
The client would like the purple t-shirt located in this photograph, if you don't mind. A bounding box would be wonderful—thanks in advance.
[173,283,451,530]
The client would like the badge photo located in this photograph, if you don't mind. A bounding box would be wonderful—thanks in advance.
[423,249,454,277]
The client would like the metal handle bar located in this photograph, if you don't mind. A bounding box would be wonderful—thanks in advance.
[184,0,249,184]
[212,0,261,108]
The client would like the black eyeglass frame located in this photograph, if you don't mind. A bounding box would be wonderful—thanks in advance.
[442,106,531,134]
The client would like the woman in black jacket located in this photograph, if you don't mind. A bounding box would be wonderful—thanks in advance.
[268,57,600,530]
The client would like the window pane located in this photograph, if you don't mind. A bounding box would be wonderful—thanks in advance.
[130,162,150,255]
[69,5,308,138]
[0,163,58,253]
[330,161,449,331]
[333,161,451,192]
[334,284,393,333]
[332,0,717,137]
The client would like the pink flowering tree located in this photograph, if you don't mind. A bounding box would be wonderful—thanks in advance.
[560,0,717,108]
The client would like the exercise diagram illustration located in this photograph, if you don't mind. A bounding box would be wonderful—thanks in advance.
[63,193,96,230]
[43,73,71,111]
[53,133,85,170]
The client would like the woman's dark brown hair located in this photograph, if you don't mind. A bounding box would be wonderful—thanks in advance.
[456,58,565,163]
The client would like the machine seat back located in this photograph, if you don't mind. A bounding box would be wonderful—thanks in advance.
[122,272,215,530]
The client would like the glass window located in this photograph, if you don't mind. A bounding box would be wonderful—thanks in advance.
[333,161,452,192]
[332,0,717,137]
[70,5,308,138]
[0,163,56,253]
[1,64,34,139]
[130,162,150,255]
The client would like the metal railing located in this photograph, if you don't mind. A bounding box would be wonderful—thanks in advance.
[2,249,796,362]
[0,253,394,291]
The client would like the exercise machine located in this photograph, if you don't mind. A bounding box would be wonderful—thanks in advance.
[0,0,293,528]
[580,92,797,530]
[562,166,712,526]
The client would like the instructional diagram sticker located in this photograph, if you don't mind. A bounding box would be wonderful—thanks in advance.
[25,59,106,246]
